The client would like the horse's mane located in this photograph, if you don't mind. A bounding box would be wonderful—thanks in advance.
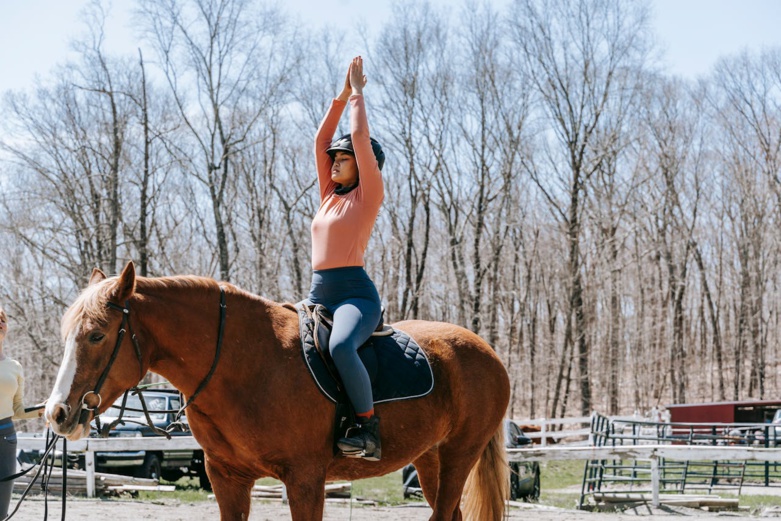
[135,275,217,292]
[61,275,219,340]
[62,280,111,339]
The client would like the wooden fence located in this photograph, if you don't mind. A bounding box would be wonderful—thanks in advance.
[511,416,592,446]
[17,435,201,498]
[20,415,781,508]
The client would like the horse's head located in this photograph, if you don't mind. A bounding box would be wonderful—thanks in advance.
[46,262,146,440]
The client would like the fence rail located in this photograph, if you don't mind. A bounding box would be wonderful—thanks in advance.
[510,416,591,446]
[20,414,781,505]
[508,444,781,507]
[17,435,201,498]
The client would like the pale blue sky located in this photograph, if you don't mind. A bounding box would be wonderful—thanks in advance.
[1,0,780,93]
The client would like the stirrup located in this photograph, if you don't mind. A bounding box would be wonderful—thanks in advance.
[337,422,381,461]
[340,445,381,461]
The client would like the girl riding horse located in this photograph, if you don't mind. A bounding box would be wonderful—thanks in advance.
[311,56,386,459]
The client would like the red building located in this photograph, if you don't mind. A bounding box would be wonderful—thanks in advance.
[666,400,781,424]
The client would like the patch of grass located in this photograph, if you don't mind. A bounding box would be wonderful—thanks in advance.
[133,459,781,515]
[145,472,407,506]
[254,472,409,506]
[536,459,585,510]
[732,494,781,511]
[136,462,587,508]
[137,477,211,502]
[539,491,582,510]
[539,459,584,490]
[351,470,406,505]
[256,476,282,486]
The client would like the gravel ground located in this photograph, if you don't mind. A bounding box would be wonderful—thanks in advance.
[4,496,779,521]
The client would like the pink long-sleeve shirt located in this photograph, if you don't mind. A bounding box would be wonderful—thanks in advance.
[311,95,384,270]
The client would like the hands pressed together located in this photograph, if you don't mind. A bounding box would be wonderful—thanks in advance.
[337,56,368,102]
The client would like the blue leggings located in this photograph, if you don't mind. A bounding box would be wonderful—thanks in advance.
[0,418,16,518]
[308,267,381,414]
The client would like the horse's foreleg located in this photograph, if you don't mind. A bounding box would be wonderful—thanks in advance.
[281,468,328,521]
[206,459,253,521]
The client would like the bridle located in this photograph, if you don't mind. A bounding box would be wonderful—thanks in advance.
[77,300,142,426]
[4,287,227,520]
[77,286,227,437]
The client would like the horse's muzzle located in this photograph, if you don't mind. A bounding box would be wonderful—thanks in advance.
[45,402,91,440]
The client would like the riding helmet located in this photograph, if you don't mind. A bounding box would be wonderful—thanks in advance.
[326,133,386,171]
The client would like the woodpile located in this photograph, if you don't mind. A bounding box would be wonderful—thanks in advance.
[242,482,377,506]
[252,482,351,500]
[12,466,171,497]
[592,492,740,511]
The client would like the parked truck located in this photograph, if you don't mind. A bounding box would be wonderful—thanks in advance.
[90,389,210,489]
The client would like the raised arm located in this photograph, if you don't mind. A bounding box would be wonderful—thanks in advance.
[348,57,384,203]
[314,66,352,201]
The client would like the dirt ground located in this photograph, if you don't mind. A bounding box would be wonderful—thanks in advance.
[5,496,781,521]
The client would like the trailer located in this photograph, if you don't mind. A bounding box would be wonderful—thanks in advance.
[666,400,781,424]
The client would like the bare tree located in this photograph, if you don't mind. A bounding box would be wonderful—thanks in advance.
[509,0,651,416]
[372,2,448,321]
[587,95,647,414]
[1,28,134,282]
[0,2,139,406]
[433,1,531,339]
[138,0,291,281]
[709,50,781,399]
[637,75,705,404]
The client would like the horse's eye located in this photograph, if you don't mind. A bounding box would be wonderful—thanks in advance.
[89,333,105,343]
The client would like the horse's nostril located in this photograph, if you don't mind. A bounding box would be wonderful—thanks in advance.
[51,403,69,424]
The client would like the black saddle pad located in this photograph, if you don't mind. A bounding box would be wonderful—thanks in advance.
[296,304,434,405]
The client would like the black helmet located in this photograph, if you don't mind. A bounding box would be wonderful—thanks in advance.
[326,133,385,171]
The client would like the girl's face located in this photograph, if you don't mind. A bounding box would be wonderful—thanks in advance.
[331,151,359,187]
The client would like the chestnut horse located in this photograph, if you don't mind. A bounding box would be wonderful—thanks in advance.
[45,262,510,521]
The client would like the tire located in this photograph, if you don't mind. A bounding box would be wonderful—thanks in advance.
[137,453,162,480]
[191,451,212,491]
[402,464,419,499]
[161,468,184,482]
[402,465,419,488]
[528,463,541,501]
[198,466,212,492]
[509,463,521,501]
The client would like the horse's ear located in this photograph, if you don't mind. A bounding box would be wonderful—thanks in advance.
[89,268,107,286]
[111,262,137,303]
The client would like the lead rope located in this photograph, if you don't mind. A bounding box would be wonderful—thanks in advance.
[3,284,228,520]
[4,428,65,521]
[60,437,66,520]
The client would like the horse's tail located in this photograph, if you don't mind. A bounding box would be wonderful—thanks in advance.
[462,423,509,521]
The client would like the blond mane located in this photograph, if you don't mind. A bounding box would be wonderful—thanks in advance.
[61,279,113,339]
[61,274,220,340]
